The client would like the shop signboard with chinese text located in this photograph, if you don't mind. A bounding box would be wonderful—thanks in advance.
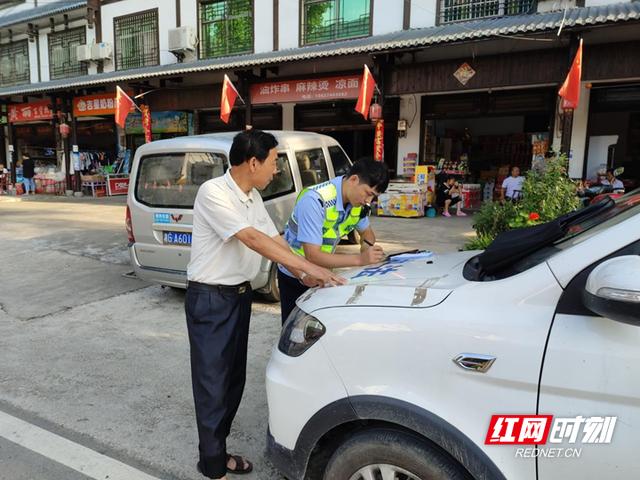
[73,93,117,117]
[250,75,361,104]
[8,101,53,123]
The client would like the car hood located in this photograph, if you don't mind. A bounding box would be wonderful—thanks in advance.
[296,250,479,312]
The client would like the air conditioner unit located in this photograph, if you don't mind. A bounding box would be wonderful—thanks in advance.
[76,44,92,62]
[91,42,112,61]
[168,26,197,53]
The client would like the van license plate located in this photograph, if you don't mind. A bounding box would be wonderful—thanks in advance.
[163,231,192,246]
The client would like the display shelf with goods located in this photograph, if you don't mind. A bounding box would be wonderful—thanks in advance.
[402,153,418,180]
[21,146,58,165]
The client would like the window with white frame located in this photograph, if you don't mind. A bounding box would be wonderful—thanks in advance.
[199,0,253,58]
[114,9,159,70]
[301,0,371,45]
[439,0,535,24]
[49,27,88,80]
[0,40,30,87]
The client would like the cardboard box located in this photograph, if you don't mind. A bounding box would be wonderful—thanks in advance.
[377,192,424,218]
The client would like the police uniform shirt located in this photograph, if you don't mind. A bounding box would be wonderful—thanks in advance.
[279,176,369,278]
[188,169,278,285]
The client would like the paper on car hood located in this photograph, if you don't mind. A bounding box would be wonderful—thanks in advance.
[296,250,478,311]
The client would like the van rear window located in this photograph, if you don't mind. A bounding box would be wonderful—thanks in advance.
[135,152,226,208]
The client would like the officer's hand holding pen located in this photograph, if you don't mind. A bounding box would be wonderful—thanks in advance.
[360,238,385,265]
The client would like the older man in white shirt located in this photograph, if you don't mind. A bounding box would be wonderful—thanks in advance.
[501,166,525,202]
[185,130,344,480]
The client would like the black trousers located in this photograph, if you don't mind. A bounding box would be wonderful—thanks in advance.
[185,282,253,479]
[278,269,310,325]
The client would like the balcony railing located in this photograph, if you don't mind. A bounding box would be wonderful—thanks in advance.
[302,13,370,45]
[439,0,535,24]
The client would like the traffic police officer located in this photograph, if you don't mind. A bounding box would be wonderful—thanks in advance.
[278,158,389,323]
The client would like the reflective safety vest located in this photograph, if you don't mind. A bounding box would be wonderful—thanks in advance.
[287,180,363,256]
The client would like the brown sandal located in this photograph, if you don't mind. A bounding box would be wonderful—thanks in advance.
[227,454,253,475]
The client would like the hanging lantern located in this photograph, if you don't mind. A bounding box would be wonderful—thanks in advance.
[59,122,71,138]
[369,102,382,122]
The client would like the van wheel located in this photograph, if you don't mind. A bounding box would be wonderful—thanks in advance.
[261,263,280,303]
[322,428,470,480]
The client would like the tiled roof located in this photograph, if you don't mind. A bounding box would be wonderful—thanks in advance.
[0,0,86,29]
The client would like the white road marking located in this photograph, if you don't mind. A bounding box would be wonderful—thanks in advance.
[0,410,164,480]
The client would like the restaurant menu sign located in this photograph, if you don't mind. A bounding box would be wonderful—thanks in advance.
[250,75,361,104]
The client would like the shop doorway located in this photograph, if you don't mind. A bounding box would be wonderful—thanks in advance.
[420,89,555,199]
[295,99,399,176]
[586,85,640,189]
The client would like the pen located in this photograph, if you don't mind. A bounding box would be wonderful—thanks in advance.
[362,238,375,247]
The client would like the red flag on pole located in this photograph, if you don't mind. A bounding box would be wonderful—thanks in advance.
[220,74,240,124]
[140,104,152,143]
[355,65,377,120]
[115,86,136,129]
[558,39,583,110]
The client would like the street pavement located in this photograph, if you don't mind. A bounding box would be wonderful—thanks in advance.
[0,194,474,480]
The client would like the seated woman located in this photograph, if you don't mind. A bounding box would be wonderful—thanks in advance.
[437,176,466,217]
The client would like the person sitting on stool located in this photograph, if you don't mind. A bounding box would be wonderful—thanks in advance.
[501,166,524,202]
[438,176,466,217]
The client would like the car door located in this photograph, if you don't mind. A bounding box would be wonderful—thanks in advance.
[538,236,640,479]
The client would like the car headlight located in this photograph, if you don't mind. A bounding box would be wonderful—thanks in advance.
[278,307,326,357]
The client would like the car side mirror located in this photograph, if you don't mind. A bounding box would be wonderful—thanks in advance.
[583,256,640,326]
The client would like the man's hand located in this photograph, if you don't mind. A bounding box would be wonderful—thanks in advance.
[302,263,347,288]
[359,245,385,265]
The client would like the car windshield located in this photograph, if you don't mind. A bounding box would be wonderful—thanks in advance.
[467,189,640,280]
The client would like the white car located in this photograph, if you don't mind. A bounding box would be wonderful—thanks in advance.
[266,191,640,480]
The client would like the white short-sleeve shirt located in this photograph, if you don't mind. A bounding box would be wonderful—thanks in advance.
[502,176,525,199]
[187,169,279,285]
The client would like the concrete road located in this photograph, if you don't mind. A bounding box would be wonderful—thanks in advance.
[0,194,474,480]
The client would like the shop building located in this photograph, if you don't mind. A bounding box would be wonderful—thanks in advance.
[0,0,638,198]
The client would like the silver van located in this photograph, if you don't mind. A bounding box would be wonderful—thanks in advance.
[126,131,352,300]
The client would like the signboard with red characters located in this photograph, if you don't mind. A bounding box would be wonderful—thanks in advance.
[8,101,53,123]
[107,176,130,196]
[250,75,361,104]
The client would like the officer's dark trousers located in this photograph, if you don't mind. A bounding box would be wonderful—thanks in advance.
[185,282,253,479]
[278,269,310,325]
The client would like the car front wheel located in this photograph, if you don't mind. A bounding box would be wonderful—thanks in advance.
[323,428,470,480]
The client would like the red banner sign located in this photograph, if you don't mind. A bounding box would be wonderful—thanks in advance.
[374,120,384,162]
[250,75,361,104]
[107,176,130,196]
[141,105,152,143]
[8,101,53,123]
